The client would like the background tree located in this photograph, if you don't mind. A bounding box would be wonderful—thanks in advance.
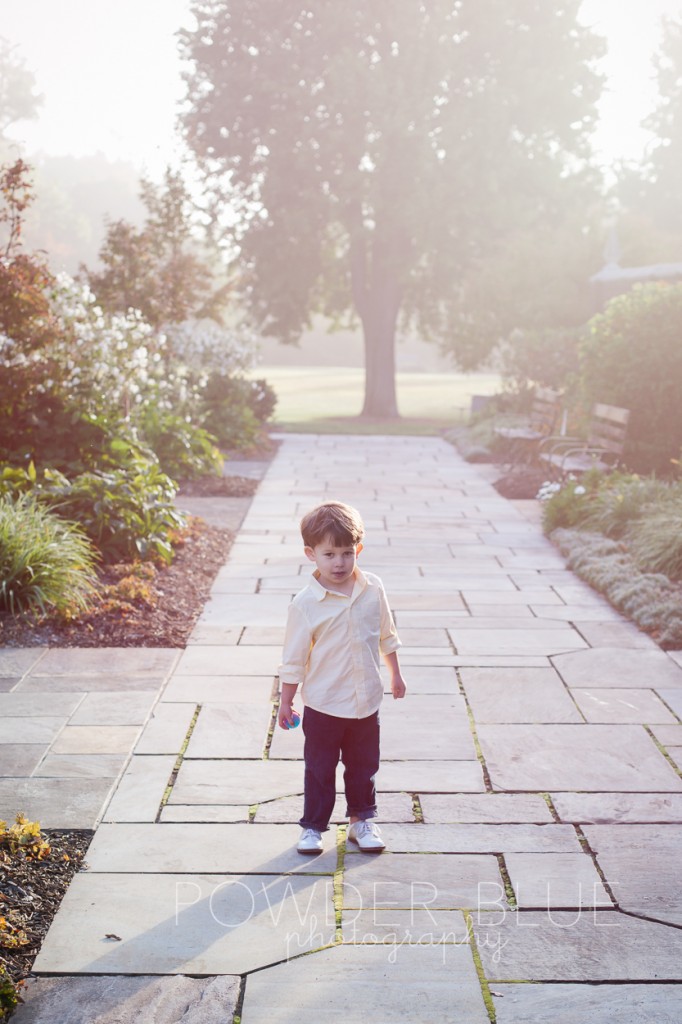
[0,37,42,142]
[85,167,231,330]
[180,0,603,416]
[616,17,682,261]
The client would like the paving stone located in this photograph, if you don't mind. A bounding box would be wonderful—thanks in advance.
[377,760,485,793]
[476,911,682,981]
[342,851,504,911]
[505,853,612,908]
[160,804,251,823]
[134,704,195,754]
[552,792,682,824]
[449,617,579,631]
[0,717,65,744]
[492,982,682,1023]
[658,690,682,717]
[356,823,581,855]
[85,822,337,874]
[240,626,286,645]
[382,665,458,694]
[161,674,277,703]
[0,693,83,717]
[0,649,46,676]
[0,778,114,829]
[169,759,305,804]
[0,679,18,691]
[69,692,157,726]
[396,628,452,647]
[187,623,246,645]
[33,754,127,778]
[449,627,586,657]
[0,744,49,776]
[570,688,678,723]
[13,975,241,1024]
[378,696,476,760]
[667,746,682,767]
[531,604,623,622]
[33,872,337,974]
[460,589,558,606]
[254,792,415,824]
[466,604,535,619]
[16,675,163,693]
[32,648,178,676]
[240,943,490,1023]
[388,593,468,610]
[419,794,553,824]
[668,650,682,668]
[51,726,141,754]
[460,667,581,724]
[176,495,251,531]
[174,645,280,675]
[583,824,682,925]
[184,703,272,759]
[650,725,682,746]
[102,755,176,823]
[342,908,469,944]
[552,647,682,689]
[477,724,682,792]
[571,621,660,649]
[195,594,292,627]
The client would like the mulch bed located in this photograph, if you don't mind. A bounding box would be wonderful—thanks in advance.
[0,474,259,650]
[1,830,92,1004]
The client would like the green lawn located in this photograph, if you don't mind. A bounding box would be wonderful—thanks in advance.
[251,366,502,434]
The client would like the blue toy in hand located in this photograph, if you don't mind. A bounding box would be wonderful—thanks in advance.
[283,710,301,730]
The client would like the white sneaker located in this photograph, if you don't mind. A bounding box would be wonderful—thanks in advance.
[297,828,323,854]
[347,820,385,852]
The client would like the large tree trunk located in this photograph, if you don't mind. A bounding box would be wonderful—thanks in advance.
[350,224,403,418]
[360,291,400,417]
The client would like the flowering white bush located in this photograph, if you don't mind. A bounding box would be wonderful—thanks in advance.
[47,273,167,419]
[165,318,258,375]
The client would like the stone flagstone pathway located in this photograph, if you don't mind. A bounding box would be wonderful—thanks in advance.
[3,434,682,1023]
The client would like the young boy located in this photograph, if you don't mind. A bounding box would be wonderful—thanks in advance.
[278,501,407,855]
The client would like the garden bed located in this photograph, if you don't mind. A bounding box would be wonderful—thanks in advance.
[1,827,92,1015]
[0,475,258,650]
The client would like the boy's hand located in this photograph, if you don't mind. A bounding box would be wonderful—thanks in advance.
[391,675,407,700]
[278,700,297,729]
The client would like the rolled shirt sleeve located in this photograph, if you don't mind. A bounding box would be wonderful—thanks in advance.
[278,601,312,686]
[378,580,402,656]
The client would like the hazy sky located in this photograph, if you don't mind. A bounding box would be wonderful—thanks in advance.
[3,0,682,177]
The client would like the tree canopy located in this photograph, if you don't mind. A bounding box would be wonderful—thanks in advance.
[616,18,682,261]
[181,1,603,415]
[0,37,42,140]
[85,168,231,330]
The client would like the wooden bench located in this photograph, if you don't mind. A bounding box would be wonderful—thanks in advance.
[494,387,562,464]
[538,403,630,479]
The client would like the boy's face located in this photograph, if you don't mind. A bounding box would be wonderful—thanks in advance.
[305,534,363,591]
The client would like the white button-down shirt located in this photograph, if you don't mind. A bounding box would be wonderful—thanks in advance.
[278,568,401,719]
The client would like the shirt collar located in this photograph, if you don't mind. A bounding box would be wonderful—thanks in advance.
[309,566,368,601]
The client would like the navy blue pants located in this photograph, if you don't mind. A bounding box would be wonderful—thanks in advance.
[299,706,380,833]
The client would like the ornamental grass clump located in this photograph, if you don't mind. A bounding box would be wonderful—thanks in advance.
[552,528,682,648]
[626,496,682,581]
[0,493,97,616]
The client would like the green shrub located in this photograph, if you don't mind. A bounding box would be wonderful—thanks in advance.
[0,493,97,616]
[139,408,223,480]
[579,283,682,476]
[540,472,602,533]
[45,449,186,565]
[575,473,668,538]
[201,372,276,449]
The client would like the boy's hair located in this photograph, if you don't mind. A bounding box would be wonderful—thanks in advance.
[300,501,365,548]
